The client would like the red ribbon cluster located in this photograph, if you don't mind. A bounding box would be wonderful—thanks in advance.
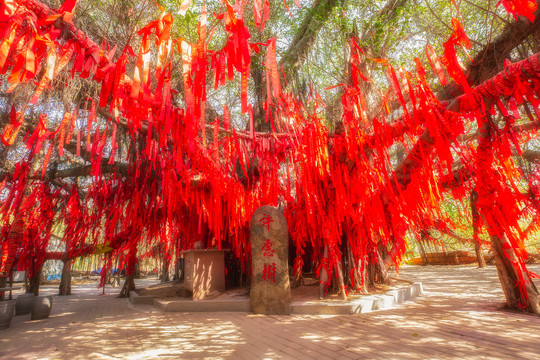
[0,0,539,299]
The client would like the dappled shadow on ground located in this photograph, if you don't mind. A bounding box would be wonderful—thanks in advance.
[1,265,540,359]
[399,264,540,310]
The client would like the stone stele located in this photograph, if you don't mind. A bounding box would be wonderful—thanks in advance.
[250,205,291,314]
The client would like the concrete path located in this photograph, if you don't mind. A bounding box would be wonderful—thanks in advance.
[1,265,540,359]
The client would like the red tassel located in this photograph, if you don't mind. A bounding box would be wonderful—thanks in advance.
[426,44,448,86]
[241,69,248,113]
[76,129,81,157]
[87,100,96,150]
[41,142,54,179]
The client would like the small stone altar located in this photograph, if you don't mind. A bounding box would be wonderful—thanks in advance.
[250,205,291,314]
[180,249,228,300]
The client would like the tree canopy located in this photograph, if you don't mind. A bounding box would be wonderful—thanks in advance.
[1,0,540,312]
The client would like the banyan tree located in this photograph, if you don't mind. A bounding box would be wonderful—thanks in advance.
[1,0,540,313]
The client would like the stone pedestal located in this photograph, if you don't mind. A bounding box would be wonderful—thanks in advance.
[180,249,228,300]
[250,206,291,314]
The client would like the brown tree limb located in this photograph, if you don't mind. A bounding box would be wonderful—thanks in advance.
[393,51,540,189]
[41,162,127,180]
[279,0,346,83]
[438,1,540,101]
[381,1,540,119]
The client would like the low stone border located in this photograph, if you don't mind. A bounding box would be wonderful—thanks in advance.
[130,282,422,315]
[291,282,423,315]
[129,291,155,305]
[154,298,250,312]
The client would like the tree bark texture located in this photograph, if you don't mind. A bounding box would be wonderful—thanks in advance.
[319,245,329,299]
[470,190,487,268]
[477,117,540,313]
[418,231,429,266]
[491,233,540,313]
[160,256,170,283]
[279,0,346,83]
[59,259,72,295]
[26,265,43,296]
[119,243,137,298]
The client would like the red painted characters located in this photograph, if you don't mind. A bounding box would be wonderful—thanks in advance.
[259,213,274,230]
[260,213,276,282]
[262,263,276,283]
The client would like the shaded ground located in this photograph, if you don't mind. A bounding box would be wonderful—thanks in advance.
[41,276,103,286]
[136,275,394,301]
[1,265,540,359]
[136,281,187,298]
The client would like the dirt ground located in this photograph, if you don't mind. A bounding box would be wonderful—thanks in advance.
[136,281,187,297]
[41,277,101,286]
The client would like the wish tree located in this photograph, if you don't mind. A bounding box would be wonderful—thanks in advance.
[1,0,540,313]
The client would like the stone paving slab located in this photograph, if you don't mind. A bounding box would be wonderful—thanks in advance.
[1,265,540,359]
[155,298,251,312]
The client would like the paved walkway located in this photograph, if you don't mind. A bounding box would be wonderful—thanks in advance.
[1,265,540,359]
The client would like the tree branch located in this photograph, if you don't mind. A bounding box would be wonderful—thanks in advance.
[438,0,540,101]
[279,0,345,83]
[393,51,540,189]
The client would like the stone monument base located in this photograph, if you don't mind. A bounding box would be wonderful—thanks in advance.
[180,249,228,300]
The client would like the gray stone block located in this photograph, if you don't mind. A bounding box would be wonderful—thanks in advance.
[350,298,374,313]
[411,282,423,297]
[372,295,395,310]
[250,206,291,315]
[387,288,411,304]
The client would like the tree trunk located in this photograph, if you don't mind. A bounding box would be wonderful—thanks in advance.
[366,251,376,287]
[476,116,540,313]
[0,216,25,300]
[279,0,345,83]
[368,243,391,287]
[119,272,136,298]
[347,243,363,292]
[119,243,137,298]
[334,252,347,300]
[474,241,486,268]
[0,277,7,301]
[470,190,486,268]
[59,259,72,295]
[359,256,368,294]
[375,245,391,285]
[160,256,170,282]
[319,245,329,299]
[174,257,181,281]
[418,231,429,265]
[491,233,540,313]
[109,257,120,287]
[134,259,141,279]
[8,270,14,300]
[27,266,42,296]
